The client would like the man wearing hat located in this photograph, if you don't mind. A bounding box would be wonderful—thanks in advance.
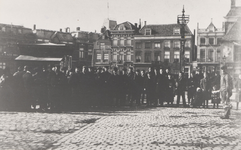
[220,65,233,119]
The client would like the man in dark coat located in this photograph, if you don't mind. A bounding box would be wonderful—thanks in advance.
[157,68,168,106]
[68,67,81,109]
[119,68,128,106]
[49,65,67,111]
[108,67,120,106]
[166,74,175,105]
[144,72,155,106]
[175,72,187,107]
[100,66,111,106]
[127,67,135,106]
[139,70,146,105]
[134,70,142,105]
[188,72,196,105]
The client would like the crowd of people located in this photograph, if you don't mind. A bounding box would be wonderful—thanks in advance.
[0,64,239,113]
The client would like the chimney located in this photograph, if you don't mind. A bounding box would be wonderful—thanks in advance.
[231,0,236,8]
[144,21,146,26]
[60,28,62,32]
[66,27,70,33]
[135,23,137,28]
[76,27,80,31]
[222,22,225,31]
[33,24,36,30]
[139,19,141,29]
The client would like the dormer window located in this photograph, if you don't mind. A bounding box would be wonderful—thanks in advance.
[173,28,180,35]
[145,29,151,35]
[118,25,126,30]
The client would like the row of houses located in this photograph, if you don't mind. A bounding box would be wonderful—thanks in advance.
[0,24,100,73]
[197,0,241,76]
[93,20,195,75]
[94,0,241,76]
[0,0,240,77]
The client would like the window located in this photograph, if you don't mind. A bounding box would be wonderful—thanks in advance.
[200,49,205,62]
[217,49,221,62]
[154,51,161,61]
[100,43,105,50]
[120,40,125,46]
[136,42,142,49]
[119,25,125,30]
[96,53,101,62]
[119,54,124,61]
[113,54,117,61]
[145,52,151,62]
[0,62,6,69]
[145,42,151,49]
[185,51,190,62]
[207,49,214,62]
[174,51,180,62]
[164,51,170,62]
[185,40,191,47]
[79,48,84,58]
[174,41,180,48]
[154,42,161,49]
[104,53,109,62]
[200,38,205,45]
[113,40,118,46]
[164,41,170,48]
[127,55,131,61]
[174,28,180,35]
[126,40,131,46]
[135,51,141,62]
[145,29,151,35]
[209,38,214,45]
[217,38,222,45]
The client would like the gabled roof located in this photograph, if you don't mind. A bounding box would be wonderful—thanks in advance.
[36,29,55,40]
[55,32,73,42]
[36,29,73,43]
[222,17,241,41]
[206,22,217,31]
[103,19,117,30]
[226,7,241,17]
[139,24,192,36]
[113,21,136,30]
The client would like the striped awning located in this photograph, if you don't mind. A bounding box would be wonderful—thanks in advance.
[15,55,62,62]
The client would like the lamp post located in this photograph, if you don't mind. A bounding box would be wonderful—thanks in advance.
[177,6,189,73]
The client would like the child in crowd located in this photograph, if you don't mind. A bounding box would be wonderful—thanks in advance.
[211,85,220,108]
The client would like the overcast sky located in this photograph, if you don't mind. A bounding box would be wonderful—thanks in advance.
[0,0,239,33]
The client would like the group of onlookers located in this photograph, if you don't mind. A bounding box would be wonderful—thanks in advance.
[0,65,240,113]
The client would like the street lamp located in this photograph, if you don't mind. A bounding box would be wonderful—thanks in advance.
[177,6,190,73]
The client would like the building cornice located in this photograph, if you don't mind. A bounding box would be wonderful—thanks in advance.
[134,36,192,40]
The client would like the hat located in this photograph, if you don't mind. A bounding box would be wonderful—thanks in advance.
[221,65,227,70]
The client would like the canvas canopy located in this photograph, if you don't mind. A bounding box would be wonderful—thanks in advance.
[15,55,62,62]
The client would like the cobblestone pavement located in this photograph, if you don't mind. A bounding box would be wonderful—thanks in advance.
[0,106,241,150]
